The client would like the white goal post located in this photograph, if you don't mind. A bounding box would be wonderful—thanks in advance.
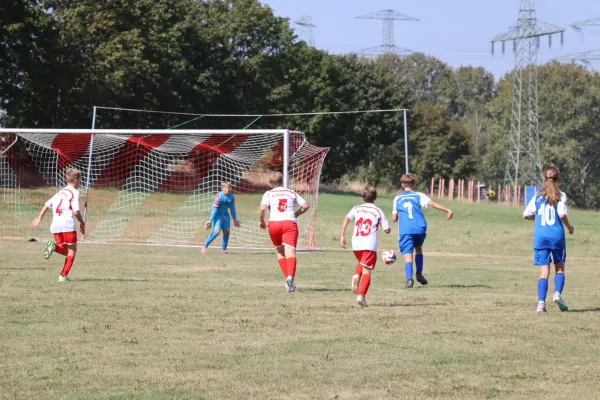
[0,128,329,249]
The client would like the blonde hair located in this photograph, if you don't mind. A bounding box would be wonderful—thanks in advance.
[269,172,283,187]
[539,167,561,207]
[401,174,416,188]
[66,168,81,184]
[221,182,232,189]
[361,186,377,203]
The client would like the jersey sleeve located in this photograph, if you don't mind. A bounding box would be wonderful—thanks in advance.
[45,195,54,209]
[210,193,221,221]
[230,195,237,220]
[71,190,81,213]
[380,210,390,231]
[418,193,432,207]
[295,192,307,207]
[260,191,270,206]
[557,192,568,215]
[523,196,537,217]
[345,207,356,221]
[392,196,399,215]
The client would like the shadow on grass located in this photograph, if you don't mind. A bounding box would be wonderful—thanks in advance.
[376,302,449,308]
[0,267,46,270]
[76,278,148,282]
[301,287,349,292]
[439,284,492,289]
[569,307,600,313]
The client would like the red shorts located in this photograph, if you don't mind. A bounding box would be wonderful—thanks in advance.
[54,231,77,246]
[268,220,298,248]
[353,250,377,269]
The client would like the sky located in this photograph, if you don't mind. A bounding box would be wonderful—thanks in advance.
[265,0,600,79]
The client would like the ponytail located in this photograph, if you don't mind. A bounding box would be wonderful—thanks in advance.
[539,167,561,206]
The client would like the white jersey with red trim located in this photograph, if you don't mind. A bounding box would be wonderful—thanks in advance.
[346,203,390,251]
[260,187,307,223]
[44,185,81,233]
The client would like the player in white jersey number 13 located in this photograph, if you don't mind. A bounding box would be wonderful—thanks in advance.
[259,172,310,293]
[340,186,390,307]
[523,167,574,313]
[392,174,453,289]
[29,168,86,282]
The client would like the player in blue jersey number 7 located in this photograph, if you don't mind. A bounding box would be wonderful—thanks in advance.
[523,167,574,313]
[392,174,453,289]
[201,182,241,254]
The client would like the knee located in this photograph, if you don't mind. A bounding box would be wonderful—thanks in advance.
[213,229,221,235]
[223,230,230,236]
[415,247,423,254]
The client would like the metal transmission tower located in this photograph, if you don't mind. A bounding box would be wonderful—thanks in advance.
[294,16,317,47]
[491,0,564,188]
[555,19,600,66]
[356,9,419,57]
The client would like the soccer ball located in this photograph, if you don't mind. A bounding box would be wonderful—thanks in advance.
[381,250,397,265]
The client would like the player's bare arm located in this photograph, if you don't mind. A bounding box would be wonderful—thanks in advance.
[523,215,535,221]
[30,205,50,228]
[392,214,398,223]
[340,216,351,248]
[259,204,268,229]
[559,214,575,235]
[384,227,391,234]
[295,202,309,218]
[73,210,86,235]
[428,201,453,220]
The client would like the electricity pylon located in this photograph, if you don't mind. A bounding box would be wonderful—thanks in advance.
[294,16,317,47]
[555,19,600,66]
[356,9,419,57]
[491,0,564,188]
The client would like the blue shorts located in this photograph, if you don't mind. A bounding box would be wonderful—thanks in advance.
[213,215,231,231]
[533,248,566,266]
[398,234,426,255]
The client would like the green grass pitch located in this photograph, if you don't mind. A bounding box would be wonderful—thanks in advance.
[2,193,600,399]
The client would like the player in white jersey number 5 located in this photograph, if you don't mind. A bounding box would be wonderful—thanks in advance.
[259,172,309,293]
[340,186,391,307]
[30,168,86,282]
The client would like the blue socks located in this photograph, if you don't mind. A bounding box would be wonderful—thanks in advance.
[554,273,565,293]
[222,234,230,251]
[405,262,413,280]
[415,254,423,274]
[204,231,219,247]
[538,278,548,301]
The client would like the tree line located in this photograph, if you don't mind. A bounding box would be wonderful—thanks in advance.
[2,0,600,208]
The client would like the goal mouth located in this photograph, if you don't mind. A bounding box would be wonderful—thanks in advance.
[0,128,328,250]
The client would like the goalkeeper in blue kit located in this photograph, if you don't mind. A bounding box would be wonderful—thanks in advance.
[201,182,241,254]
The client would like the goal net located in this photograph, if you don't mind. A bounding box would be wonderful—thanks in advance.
[0,129,329,249]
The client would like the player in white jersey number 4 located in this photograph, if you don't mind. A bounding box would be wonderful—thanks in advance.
[340,186,391,307]
[30,168,86,282]
[259,172,310,293]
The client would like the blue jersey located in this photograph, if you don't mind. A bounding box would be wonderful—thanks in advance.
[392,191,432,236]
[523,192,568,249]
[210,191,237,222]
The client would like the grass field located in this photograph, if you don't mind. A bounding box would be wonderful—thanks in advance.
[2,193,600,399]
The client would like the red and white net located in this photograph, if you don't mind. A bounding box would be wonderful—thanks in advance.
[0,130,328,249]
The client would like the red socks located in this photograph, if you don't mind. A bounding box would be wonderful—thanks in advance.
[60,256,75,277]
[358,274,371,297]
[55,245,67,256]
[354,264,363,276]
[286,257,297,279]
[277,258,287,278]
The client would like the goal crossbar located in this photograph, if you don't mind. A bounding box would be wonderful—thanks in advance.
[0,128,291,135]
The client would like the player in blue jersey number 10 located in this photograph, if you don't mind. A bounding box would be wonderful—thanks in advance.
[523,167,574,313]
[392,174,453,289]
